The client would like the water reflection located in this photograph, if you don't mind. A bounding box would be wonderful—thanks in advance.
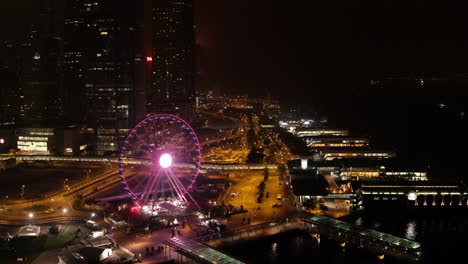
[354,217,363,225]
[271,242,278,254]
[405,221,417,240]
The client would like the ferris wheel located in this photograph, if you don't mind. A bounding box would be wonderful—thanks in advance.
[118,114,201,215]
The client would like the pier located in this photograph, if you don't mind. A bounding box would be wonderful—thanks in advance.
[165,237,244,264]
[197,219,302,246]
[303,215,422,262]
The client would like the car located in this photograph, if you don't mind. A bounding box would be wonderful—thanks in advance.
[272,202,282,208]
[49,224,62,233]
[43,208,54,214]
[86,220,99,229]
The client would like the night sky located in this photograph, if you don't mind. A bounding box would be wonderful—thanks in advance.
[194,2,467,179]
[194,1,468,103]
[2,1,467,177]
[3,1,468,103]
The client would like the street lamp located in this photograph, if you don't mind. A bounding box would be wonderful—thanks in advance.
[20,185,26,198]
[28,213,34,218]
[64,178,69,190]
[91,212,95,218]
[63,208,68,214]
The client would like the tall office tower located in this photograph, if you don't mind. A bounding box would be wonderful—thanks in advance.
[148,0,195,114]
[20,0,64,122]
[63,0,148,155]
[0,41,21,125]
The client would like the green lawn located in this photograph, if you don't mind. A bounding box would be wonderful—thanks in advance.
[43,224,82,249]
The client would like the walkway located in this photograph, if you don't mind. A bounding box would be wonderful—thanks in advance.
[0,155,280,170]
[165,236,244,264]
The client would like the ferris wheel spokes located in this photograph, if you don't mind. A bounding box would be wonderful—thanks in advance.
[167,168,201,208]
[140,167,161,205]
[118,114,202,215]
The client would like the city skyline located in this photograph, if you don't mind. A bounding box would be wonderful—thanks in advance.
[1,2,468,264]
[1,0,467,175]
[4,1,468,101]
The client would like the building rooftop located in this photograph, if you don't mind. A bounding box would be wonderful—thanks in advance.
[306,215,421,250]
[81,235,115,248]
[58,252,87,264]
[16,225,41,238]
[291,172,329,196]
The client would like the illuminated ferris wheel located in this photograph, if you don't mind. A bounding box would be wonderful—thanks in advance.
[118,114,201,215]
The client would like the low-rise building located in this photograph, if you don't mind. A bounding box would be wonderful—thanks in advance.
[58,252,88,264]
[16,225,41,238]
[0,123,85,155]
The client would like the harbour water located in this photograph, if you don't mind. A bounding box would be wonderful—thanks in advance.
[221,80,468,263]
[221,212,468,263]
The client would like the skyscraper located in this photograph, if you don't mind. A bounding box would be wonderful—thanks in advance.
[148,0,195,114]
[50,0,194,155]
[0,41,21,125]
[63,0,147,155]
[20,0,64,122]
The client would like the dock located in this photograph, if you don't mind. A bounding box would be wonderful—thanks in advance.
[303,215,422,262]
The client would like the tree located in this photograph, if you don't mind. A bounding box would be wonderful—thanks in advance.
[247,147,265,164]
[263,167,269,181]
[278,164,286,178]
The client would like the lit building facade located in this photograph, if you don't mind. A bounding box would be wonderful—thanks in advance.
[0,41,21,125]
[17,128,55,154]
[295,128,349,137]
[321,150,396,161]
[307,137,370,148]
[15,126,83,155]
[63,0,147,155]
[359,182,468,210]
[148,0,195,114]
[20,1,64,122]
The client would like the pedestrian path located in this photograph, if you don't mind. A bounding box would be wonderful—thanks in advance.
[165,236,245,264]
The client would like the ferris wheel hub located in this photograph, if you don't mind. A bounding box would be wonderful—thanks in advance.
[159,153,173,168]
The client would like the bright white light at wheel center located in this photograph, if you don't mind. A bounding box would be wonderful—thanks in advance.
[159,153,172,168]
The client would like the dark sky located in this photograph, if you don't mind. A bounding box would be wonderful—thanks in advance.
[2,1,467,177]
[194,1,468,105]
[3,1,468,105]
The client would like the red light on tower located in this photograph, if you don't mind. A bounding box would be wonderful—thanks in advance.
[146,56,153,62]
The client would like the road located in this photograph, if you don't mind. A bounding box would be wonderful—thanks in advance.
[223,169,295,225]
[0,167,129,222]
